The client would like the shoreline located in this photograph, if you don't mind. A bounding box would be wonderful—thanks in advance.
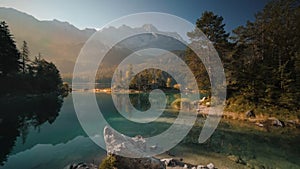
[65,116,300,169]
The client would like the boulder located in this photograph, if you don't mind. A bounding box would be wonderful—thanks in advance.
[161,158,173,166]
[104,126,147,157]
[206,163,215,169]
[268,117,285,127]
[103,126,165,169]
[114,155,165,169]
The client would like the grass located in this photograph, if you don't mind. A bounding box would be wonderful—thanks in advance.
[225,95,300,121]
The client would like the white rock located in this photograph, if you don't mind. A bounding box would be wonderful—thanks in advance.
[197,165,205,169]
[104,126,147,157]
[183,164,188,168]
[207,162,215,169]
[160,158,172,166]
[255,122,264,127]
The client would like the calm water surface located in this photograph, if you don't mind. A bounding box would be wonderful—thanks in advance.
[0,93,299,169]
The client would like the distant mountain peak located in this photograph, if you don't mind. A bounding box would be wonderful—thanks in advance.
[0,7,185,76]
[142,24,158,32]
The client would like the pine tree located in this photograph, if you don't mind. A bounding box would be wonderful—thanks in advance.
[0,21,20,76]
[186,11,231,95]
[191,11,229,45]
[20,41,30,74]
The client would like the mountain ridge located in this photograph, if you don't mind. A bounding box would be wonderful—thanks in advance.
[0,7,186,77]
[0,7,97,75]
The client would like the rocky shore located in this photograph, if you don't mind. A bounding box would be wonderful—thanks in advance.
[65,160,218,169]
[65,126,221,169]
[64,103,299,169]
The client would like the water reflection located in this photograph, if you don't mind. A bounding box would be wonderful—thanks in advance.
[113,93,181,112]
[0,92,299,168]
[0,94,64,165]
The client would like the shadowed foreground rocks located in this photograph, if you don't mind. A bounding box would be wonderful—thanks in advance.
[103,126,165,169]
[103,126,217,169]
[64,126,218,169]
[64,162,97,169]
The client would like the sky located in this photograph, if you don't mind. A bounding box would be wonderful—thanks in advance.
[0,0,270,33]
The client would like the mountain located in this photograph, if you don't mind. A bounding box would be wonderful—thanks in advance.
[0,7,96,75]
[0,7,186,78]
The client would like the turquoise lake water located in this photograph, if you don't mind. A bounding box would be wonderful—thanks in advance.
[0,93,299,169]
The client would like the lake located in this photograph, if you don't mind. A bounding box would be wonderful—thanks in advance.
[0,93,299,169]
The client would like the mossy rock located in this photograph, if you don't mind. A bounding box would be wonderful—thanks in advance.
[99,155,116,169]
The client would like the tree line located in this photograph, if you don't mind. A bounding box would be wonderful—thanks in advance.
[0,21,67,96]
[119,0,299,113]
[187,0,299,112]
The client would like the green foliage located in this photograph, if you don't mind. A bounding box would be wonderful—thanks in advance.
[189,11,229,45]
[128,68,169,91]
[20,41,29,74]
[185,48,210,94]
[231,0,300,110]
[31,56,63,93]
[186,11,232,95]
[186,1,299,113]
[99,155,116,169]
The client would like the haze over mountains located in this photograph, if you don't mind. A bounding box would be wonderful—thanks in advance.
[0,7,96,76]
[0,7,186,78]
